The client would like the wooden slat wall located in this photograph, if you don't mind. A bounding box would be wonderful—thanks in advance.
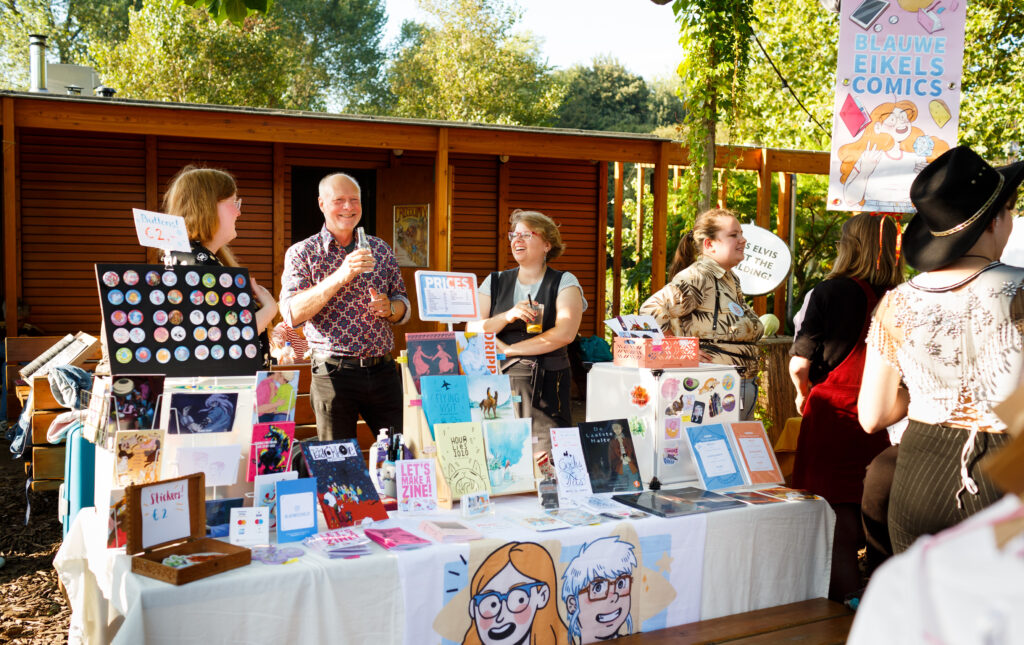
[19,129,146,334]
[507,158,601,336]
[156,138,275,289]
[449,154,499,277]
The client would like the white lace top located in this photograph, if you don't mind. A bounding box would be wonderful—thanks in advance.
[867,263,1024,432]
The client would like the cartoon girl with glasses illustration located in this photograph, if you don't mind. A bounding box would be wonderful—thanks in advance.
[464,542,568,645]
[561,537,637,644]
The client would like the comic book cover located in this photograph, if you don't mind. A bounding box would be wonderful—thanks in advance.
[300,440,388,529]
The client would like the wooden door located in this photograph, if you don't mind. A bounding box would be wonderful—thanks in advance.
[376,164,449,351]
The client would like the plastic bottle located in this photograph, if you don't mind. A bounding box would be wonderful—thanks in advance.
[368,428,389,495]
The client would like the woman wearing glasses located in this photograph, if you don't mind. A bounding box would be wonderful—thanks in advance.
[640,208,764,419]
[463,542,567,645]
[468,210,586,461]
[166,166,278,366]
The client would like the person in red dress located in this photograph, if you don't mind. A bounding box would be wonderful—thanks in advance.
[789,212,903,602]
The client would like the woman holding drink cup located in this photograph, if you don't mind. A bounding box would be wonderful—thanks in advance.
[468,210,586,463]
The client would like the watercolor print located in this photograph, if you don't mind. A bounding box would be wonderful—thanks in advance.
[394,204,429,267]
[455,331,499,376]
[467,374,515,423]
[482,419,534,495]
[247,422,296,482]
[168,392,238,434]
[114,429,163,487]
[253,370,299,425]
[407,333,461,393]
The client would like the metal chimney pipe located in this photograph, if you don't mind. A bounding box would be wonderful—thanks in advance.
[29,34,48,92]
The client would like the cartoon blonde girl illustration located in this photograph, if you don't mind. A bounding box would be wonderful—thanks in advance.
[561,537,637,644]
[838,100,949,209]
[464,542,568,645]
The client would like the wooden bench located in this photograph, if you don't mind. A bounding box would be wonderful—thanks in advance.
[5,335,102,492]
[615,598,853,644]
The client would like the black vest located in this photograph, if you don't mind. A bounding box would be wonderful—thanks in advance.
[489,268,569,369]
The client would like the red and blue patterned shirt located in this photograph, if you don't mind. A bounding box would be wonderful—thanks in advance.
[280,226,410,358]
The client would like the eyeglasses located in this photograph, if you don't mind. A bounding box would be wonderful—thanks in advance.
[472,582,546,619]
[582,574,632,601]
[508,231,535,242]
[233,198,242,211]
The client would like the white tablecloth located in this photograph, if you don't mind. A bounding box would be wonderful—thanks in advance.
[56,495,832,644]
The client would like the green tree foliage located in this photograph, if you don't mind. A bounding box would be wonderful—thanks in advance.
[90,1,316,109]
[0,0,138,88]
[553,57,687,133]
[174,0,271,26]
[383,0,562,125]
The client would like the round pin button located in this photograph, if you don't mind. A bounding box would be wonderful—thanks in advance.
[206,310,220,326]
[167,289,183,305]
[235,274,246,289]
[190,290,205,305]
[135,347,152,363]
[107,289,124,305]
[244,343,258,358]
[112,328,130,344]
[171,326,186,341]
[102,271,120,288]
[129,328,146,343]
[156,348,171,364]
[123,270,139,286]
[239,309,253,325]
[146,271,161,286]
[194,327,208,342]
[162,271,177,287]
[202,273,216,288]
[222,292,235,307]
[169,310,184,325]
[174,346,190,361]
[115,348,132,363]
[241,326,254,341]
[126,290,142,305]
[228,344,242,359]
[237,292,251,308]
[148,290,165,306]
[127,309,144,326]
[219,273,233,288]
[153,310,168,326]
[205,291,219,306]
[207,326,222,342]
[210,344,225,360]
[153,327,169,343]
[227,327,241,342]
[185,271,200,286]
[189,310,205,325]
[195,345,210,360]
[110,310,128,326]
[224,311,238,325]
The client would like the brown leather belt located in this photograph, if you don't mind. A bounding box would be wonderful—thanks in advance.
[312,352,392,369]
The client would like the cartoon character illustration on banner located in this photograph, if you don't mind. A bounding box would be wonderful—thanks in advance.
[562,537,637,644]
[463,542,568,645]
[837,99,950,210]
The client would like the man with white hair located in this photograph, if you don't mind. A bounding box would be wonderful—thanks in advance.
[279,173,410,441]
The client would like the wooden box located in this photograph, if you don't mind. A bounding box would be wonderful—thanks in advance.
[613,336,700,369]
[124,473,250,585]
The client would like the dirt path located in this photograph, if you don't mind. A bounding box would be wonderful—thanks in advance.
[0,440,71,644]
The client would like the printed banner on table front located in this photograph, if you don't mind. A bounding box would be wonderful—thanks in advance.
[396,516,707,644]
[827,0,967,213]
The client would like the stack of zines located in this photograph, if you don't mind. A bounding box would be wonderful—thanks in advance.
[303,528,372,559]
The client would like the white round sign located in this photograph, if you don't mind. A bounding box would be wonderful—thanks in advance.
[733,224,792,296]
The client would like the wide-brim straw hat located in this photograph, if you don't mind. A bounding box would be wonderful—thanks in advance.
[904,146,1024,272]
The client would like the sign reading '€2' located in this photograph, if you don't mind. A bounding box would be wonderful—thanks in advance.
[132,208,191,253]
[733,224,792,296]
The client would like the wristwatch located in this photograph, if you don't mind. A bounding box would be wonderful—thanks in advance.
[389,300,396,318]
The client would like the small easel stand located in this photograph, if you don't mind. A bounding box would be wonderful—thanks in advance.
[399,351,453,510]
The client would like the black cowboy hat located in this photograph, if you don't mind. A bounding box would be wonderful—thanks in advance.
[904,146,1024,272]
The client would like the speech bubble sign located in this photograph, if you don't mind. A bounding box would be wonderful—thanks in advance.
[733,224,792,296]
[132,208,191,253]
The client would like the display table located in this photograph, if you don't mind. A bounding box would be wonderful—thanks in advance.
[55,494,833,644]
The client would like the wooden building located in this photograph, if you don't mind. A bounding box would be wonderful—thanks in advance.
[1,91,828,342]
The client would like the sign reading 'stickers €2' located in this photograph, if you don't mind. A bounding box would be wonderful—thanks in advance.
[733,224,792,296]
[132,208,191,253]
[414,270,481,322]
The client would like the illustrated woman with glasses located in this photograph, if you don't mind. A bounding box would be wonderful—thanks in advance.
[561,537,637,644]
[467,210,586,464]
[166,166,278,366]
[463,542,568,645]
